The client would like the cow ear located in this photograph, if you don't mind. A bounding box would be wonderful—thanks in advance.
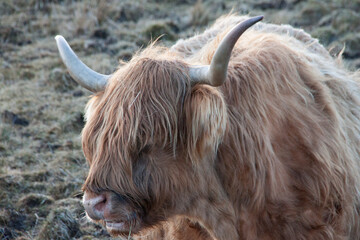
[185,85,228,161]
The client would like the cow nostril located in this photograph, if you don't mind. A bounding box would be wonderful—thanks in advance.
[94,196,107,212]
[83,191,109,220]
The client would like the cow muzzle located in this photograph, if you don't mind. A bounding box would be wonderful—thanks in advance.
[83,190,140,235]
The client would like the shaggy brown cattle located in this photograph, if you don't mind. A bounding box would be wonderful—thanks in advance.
[56,15,360,240]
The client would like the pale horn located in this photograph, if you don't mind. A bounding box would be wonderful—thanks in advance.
[189,16,263,86]
[55,35,110,92]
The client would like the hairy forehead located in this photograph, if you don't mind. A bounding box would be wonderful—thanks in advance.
[82,56,192,159]
[85,54,190,112]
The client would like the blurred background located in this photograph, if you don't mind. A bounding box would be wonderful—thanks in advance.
[1,0,360,239]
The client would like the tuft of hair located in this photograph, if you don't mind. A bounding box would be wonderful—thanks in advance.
[82,45,192,194]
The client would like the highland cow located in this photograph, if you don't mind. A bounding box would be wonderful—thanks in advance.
[56,15,360,240]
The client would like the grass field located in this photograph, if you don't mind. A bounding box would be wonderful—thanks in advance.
[1,0,360,239]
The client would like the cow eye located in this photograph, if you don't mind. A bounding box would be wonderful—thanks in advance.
[139,145,151,155]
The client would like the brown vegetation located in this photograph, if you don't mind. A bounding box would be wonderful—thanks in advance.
[1,0,360,239]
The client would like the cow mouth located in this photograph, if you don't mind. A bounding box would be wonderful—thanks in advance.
[105,221,127,231]
[103,217,139,235]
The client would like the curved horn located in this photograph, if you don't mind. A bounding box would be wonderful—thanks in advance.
[55,35,110,92]
[189,16,263,86]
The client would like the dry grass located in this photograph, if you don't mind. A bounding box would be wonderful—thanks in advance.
[0,0,359,239]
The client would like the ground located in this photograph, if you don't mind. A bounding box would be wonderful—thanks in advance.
[0,0,360,239]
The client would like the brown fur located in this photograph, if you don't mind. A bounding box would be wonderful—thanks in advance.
[81,15,360,239]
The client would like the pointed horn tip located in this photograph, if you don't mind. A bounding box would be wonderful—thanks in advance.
[250,15,264,23]
[55,35,64,42]
[54,35,68,49]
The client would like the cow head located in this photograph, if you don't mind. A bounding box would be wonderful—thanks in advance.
[56,16,262,237]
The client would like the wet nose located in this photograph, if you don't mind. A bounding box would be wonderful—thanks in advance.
[83,191,108,220]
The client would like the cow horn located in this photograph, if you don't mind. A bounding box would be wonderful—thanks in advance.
[55,35,110,92]
[189,16,263,86]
